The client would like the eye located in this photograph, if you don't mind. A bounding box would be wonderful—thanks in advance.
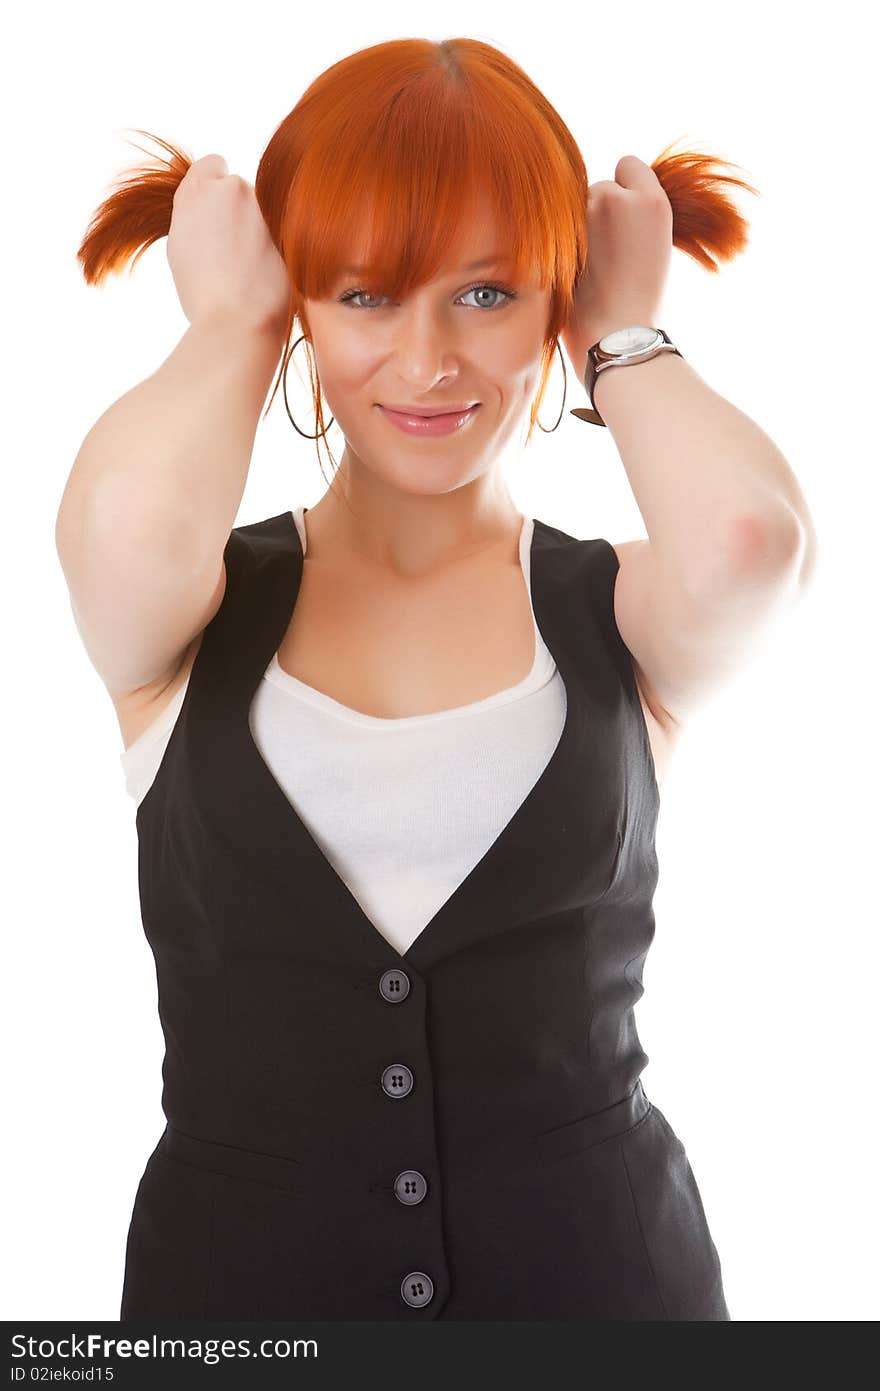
[338,289,386,310]
[337,281,518,311]
[459,282,518,310]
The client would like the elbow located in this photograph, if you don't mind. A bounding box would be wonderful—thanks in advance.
[720,509,808,586]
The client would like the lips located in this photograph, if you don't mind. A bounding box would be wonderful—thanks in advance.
[379,403,478,417]
[378,403,480,437]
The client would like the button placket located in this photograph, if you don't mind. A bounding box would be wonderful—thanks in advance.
[377,968,435,1308]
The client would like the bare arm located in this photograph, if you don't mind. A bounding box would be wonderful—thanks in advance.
[55,312,285,697]
[57,153,292,699]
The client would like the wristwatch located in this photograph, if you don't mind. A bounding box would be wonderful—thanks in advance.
[569,325,682,426]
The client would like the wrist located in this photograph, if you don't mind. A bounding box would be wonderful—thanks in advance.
[591,337,684,413]
[192,307,288,347]
[584,312,662,351]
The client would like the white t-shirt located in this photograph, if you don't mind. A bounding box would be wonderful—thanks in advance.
[120,508,567,956]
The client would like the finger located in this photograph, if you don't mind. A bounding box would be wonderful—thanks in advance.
[587,179,618,200]
[613,154,656,191]
[190,153,229,180]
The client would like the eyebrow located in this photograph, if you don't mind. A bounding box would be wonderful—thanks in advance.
[339,253,511,275]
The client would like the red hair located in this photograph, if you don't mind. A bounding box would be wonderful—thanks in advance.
[77,36,759,470]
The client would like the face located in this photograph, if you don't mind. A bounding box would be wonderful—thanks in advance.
[301,195,553,499]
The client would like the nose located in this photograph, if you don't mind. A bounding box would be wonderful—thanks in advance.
[389,304,464,393]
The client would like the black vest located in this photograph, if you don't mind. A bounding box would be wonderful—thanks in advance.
[120,511,729,1321]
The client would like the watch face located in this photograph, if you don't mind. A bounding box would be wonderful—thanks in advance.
[599,326,661,355]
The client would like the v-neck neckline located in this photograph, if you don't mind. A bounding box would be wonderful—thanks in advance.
[232,509,579,977]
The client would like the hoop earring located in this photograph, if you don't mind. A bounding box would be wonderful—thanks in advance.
[283,334,566,435]
[282,334,335,439]
[535,341,568,433]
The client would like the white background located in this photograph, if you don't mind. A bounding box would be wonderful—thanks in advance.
[3,0,876,1323]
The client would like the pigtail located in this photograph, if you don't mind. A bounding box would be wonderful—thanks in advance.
[76,130,192,285]
[72,48,761,468]
[650,136,760,273]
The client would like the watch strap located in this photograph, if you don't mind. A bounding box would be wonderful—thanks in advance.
[570,328,681,427]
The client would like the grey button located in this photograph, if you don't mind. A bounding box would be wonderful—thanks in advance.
[394,1170,428,1205]
[381,1063,414,1098]
[378,969,410,1003]
[401,1271,434,1308]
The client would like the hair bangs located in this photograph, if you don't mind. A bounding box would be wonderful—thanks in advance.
[79,35,758,464]
[277,40,586,306]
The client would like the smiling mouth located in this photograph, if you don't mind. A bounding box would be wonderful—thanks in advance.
[378,403,479,418]
[377,403,481,437]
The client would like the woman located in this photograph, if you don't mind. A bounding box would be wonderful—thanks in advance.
[58,37,816,1321]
